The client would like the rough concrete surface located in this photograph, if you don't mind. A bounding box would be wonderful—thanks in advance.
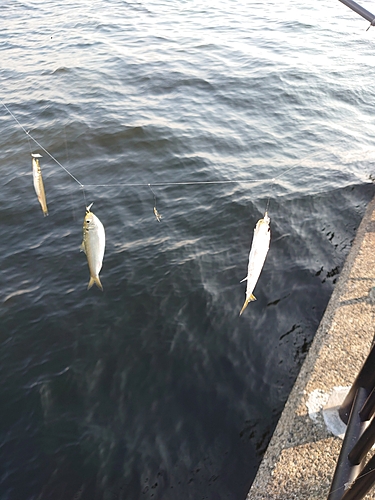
[248,194,375,500]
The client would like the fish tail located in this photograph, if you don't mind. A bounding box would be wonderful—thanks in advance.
[88,276,103,291]
[239,294,256,316]
[37,189,48,216]
[239,299,250,316]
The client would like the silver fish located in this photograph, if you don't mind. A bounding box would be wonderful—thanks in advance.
[31,153,48,216]
[239,212,271,315]
[81,203,106,290]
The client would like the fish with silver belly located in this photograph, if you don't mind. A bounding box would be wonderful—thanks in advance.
[31,153,48,216]
[239,212,271,315]
[81,203,106,290]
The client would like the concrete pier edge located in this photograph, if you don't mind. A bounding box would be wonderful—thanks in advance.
[248,193,375,500]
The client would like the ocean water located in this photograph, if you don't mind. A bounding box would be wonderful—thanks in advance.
[1,1,375,499]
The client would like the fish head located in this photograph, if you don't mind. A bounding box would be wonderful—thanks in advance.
[255,217,270,230]
[32,156,40,169]
[83,210,96,231]
[83,203,96,229]
[31,153,42,170]
[255,213,271,232]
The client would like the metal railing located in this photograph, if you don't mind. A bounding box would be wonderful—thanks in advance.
[325,2,375,495]
[327,343,375,499]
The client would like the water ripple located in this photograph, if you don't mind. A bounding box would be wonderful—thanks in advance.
[1,0,375,499]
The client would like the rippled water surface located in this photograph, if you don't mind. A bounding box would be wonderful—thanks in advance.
[1,1,375,499]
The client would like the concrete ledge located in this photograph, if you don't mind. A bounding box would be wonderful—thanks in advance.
[248,194,375,500]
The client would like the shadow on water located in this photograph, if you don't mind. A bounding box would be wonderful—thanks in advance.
[1,0,375,498]
[0,179,374,500]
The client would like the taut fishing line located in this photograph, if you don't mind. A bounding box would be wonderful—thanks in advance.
[1,100,87,206]
[1,100,321,207]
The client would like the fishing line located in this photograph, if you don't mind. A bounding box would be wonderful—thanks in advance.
[263,155,322,215]
[1,100,84,189]
[325,463,375,497]
[1,101,327,200]
[82,158,317,189]
[265,196,271,215]
[83,179,265,188]
[148,183,162,222]
[148,183,158,205]
[1,100,90,209]
[25,126,33,156]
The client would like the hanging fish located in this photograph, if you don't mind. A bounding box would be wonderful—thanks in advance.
[153,206,162,222]
[239,212,271,316]
[80,203,106,291]
[31,153,48,216]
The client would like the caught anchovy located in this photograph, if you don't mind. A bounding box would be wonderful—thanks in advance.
[81,203,106,290]
[239,212,271,316]
[153,206,162,222]
[31,153,48,216]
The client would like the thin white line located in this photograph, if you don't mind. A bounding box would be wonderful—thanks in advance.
[1,101,311,191]
[1,101,84,188]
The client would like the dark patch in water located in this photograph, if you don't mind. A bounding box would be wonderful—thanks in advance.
[279,324,300,342]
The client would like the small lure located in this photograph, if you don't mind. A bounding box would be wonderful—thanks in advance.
[148,184,162,222]
[81,203,106,290]
[240,212,271,315]
[31,153,48,216]
[153,206,162,222]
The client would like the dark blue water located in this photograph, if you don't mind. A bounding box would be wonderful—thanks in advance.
[1,1,375,499]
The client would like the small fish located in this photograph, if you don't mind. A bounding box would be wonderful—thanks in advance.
[239,212,271,316]
[31,153,48,216]
[153,206,162,222]
[81,203,106,290]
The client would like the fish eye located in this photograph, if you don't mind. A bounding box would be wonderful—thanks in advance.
[86,220,90,223]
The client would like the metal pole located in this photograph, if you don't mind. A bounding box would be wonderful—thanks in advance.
[328,387,368,500]
[359,386,375,421]
[349,417,375,465]
[341,454,375,500]
[338,0,375,24]
[339,344,375,424]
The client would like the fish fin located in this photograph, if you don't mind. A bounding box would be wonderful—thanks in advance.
[88,276,103,291]
[239,294,257,316]
[80,242,86,254]
[239,298,250,316]
[86,203,93,213]
[240,276,247,283]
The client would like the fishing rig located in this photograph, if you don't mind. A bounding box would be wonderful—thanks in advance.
[1,100,308,214]
[0,79,372,299]
[1,99,313,298]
